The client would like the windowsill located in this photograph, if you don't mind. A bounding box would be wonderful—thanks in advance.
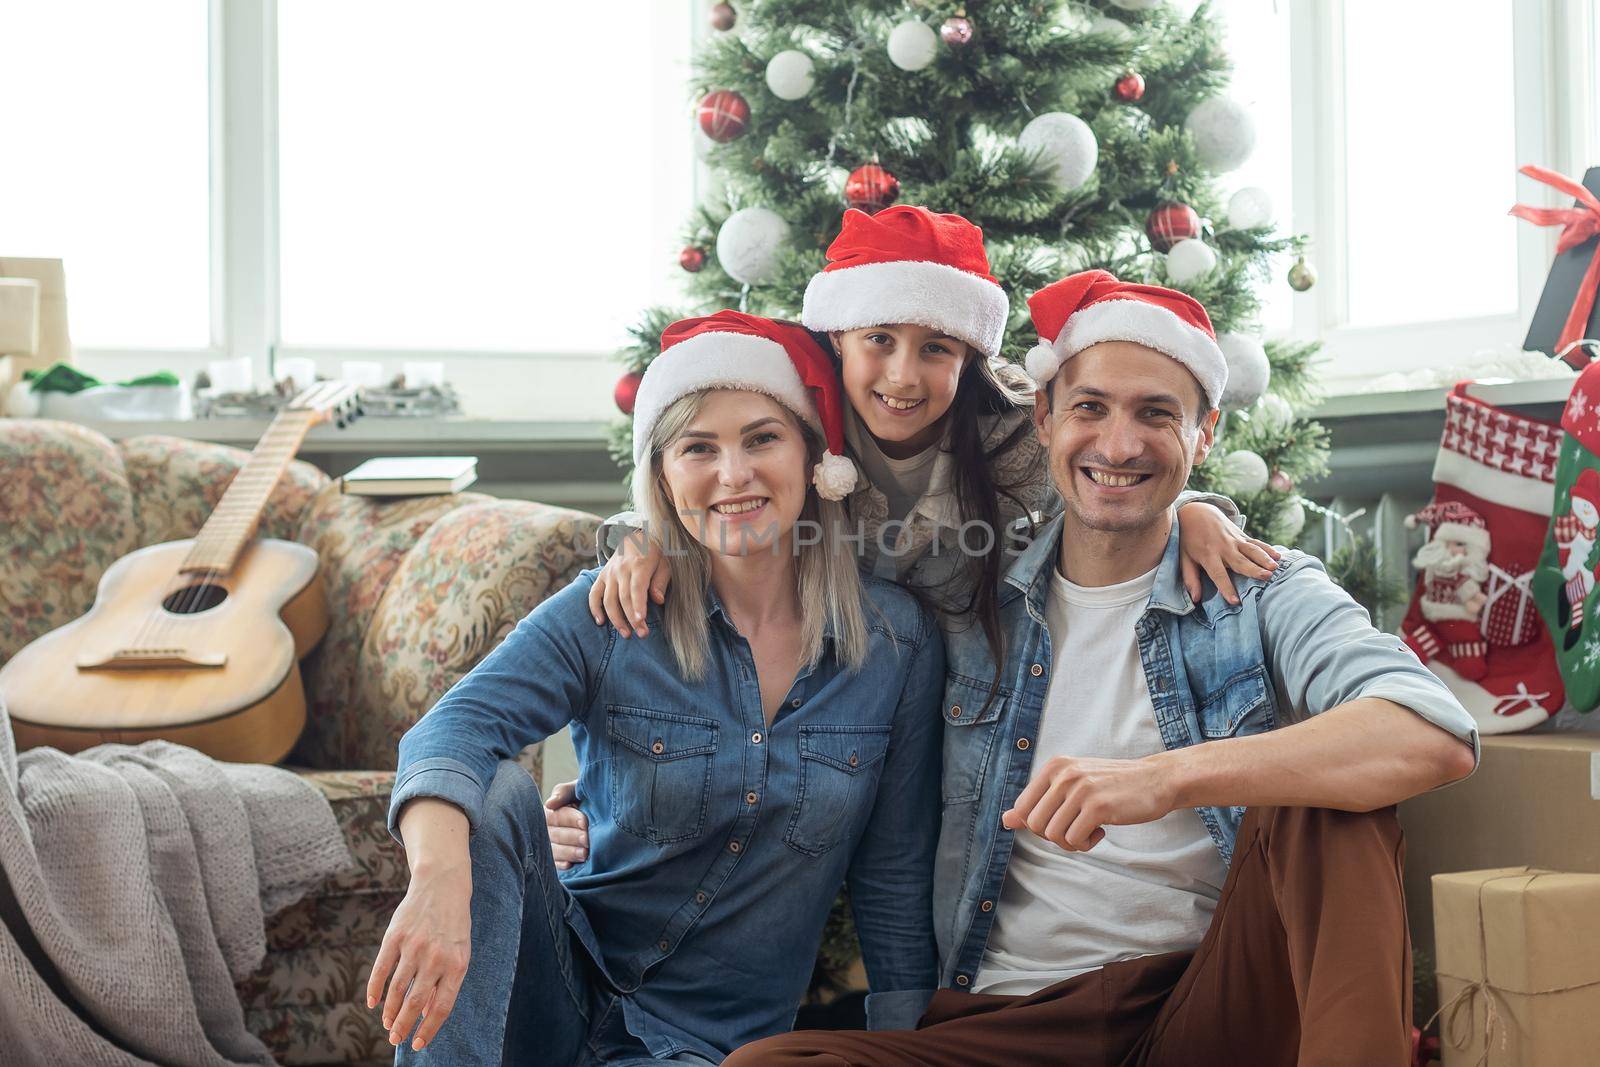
[1309,374,1573,419]
[74,415,613,450]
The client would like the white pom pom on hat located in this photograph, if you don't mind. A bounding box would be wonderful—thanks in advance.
[1023,269,1228,410]
[629,311,858,511]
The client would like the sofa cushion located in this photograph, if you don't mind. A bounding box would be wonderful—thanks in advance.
[120,434,328,547]
[0,419,138,662]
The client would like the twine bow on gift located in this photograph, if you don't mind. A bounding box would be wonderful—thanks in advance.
[1424,871,1600,1066]
[1510,165,1600,367]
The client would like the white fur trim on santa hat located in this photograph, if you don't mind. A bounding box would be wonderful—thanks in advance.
[1032,297,1228,409]
[801,260,1010,358]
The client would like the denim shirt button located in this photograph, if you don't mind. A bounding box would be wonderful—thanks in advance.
[745,791,759,804]
[1016,738,1030,751]
[728,841,742,853]
[1030,663,1044,677]
[955,975,970,987]
[790,697,802,708]
[980,900,994,912]
[695,891,708,904]
[949,704,962,718]
[659,939,670,952]
[751,732,763,745]
[849,752,859,767]
[651,740,664,755]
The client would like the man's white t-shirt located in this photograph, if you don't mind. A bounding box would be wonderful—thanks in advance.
[972,563,1229,996]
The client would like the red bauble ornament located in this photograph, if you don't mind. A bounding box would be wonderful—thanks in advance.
[697,90,750,143]
[1145,201,1201,253]
[844,163,901,213]
[1269,469,1295,494]
[1114,71,1145,103]
[710,2,736,31]
[679,246,707,273]
[940,15,974,47]
[614,370,643,416]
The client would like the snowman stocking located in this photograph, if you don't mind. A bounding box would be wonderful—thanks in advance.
[1402,383,1565,734]
[1536,359,1600,713]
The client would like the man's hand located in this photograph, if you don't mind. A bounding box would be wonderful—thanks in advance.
[1001,755,1178,851]
[545,780,589,870]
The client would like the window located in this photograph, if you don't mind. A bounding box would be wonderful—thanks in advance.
[276,1,694,354]
[0,1,210,349]
[1342,1,1518,328]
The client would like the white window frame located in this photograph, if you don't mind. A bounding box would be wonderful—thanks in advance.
[1290,0,1598,393]
[80,0,700,393]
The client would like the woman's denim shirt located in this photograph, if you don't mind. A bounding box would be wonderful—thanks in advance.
[388,569,943,1061]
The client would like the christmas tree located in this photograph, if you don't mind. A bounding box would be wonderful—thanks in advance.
[611,0,1341,557]
[607,0,1391,996]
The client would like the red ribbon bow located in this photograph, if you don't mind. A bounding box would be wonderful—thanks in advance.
[1510,164,1600,367]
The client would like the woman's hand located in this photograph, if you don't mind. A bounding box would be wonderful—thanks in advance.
[370,800,473,1052]
[587,528,670,638]
[545,780,590,870]
[1176,501,1280,606]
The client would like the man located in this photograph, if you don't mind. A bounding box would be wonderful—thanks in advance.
[724,270,1478,1066]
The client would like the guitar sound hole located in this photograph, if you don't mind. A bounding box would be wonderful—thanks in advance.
[162,583,229,615]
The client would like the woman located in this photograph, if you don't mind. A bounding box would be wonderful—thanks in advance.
[369,312,945,1065]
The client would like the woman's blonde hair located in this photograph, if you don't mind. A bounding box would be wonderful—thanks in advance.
[642,389,871,680]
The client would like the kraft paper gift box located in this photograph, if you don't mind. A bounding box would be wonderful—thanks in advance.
[1432,867,1600,1066]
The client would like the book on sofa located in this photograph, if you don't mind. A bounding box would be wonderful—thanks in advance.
[341,456,478,496]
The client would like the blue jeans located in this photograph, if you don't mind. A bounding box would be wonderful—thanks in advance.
[396,761,719,1067]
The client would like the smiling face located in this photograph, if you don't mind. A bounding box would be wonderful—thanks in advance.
[1033,340,1219,536]
[656,389,812,557]
[832,324,972,458]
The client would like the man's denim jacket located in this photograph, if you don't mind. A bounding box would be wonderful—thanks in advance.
[932,513,1480,990]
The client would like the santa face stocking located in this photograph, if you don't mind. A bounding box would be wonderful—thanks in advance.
[1403,383,1565,734]
[1535,359,1600,713]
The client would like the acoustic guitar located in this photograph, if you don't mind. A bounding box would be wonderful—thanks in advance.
[0,381,362,764]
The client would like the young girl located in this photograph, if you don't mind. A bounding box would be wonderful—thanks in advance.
[589,207,1275,663]
[370,313,944,1064]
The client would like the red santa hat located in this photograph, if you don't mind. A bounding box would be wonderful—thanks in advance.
[630,310,857,511]
[1405,500,1491,553]
[1023,269,1228,410]
[1572,468,1600,513]
[801,205,1010,358]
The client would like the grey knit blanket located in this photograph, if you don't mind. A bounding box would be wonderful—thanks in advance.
[0,703,354,1065]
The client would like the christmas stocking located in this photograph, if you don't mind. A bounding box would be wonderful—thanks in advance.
[1536,359,1600,713]
[1402,382,1565,734]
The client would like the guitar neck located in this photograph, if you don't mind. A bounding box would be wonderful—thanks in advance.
[181,410,316,576]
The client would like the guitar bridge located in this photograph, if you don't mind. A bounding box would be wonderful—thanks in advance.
[77,648,228,670]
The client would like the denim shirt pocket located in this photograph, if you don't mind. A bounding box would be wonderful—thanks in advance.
[940,673,1009,805]
[1197,664,1275,740]
[785,724,894,857]
[607,706,719,845]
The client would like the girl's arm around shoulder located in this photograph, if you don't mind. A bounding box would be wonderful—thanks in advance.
[388,570,616,843]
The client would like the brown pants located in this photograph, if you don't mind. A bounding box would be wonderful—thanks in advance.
[725,805,1411,1067]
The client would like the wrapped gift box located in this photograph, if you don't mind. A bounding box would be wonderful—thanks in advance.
[1433,867,1600,1065]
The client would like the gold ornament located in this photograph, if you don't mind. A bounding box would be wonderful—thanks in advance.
[1288,255,1317,291]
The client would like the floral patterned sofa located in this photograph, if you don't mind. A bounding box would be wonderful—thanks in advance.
[0,418,600,1065]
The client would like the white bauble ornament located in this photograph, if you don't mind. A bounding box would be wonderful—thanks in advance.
[717,206,790,285]
[887,20,939,72]
[765,50,815,100]
[1276,497,1306,541]
[1252,393,1294,433]
[1217,449,1270,496]
[1088,16,1134,40]
[1109,0,1162,9]
[1164,238,1217,284]
[1018,112,1099,192]
[1226,186,1273,230]
[1217,332,1271,411]
[1185,96,1257,172]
